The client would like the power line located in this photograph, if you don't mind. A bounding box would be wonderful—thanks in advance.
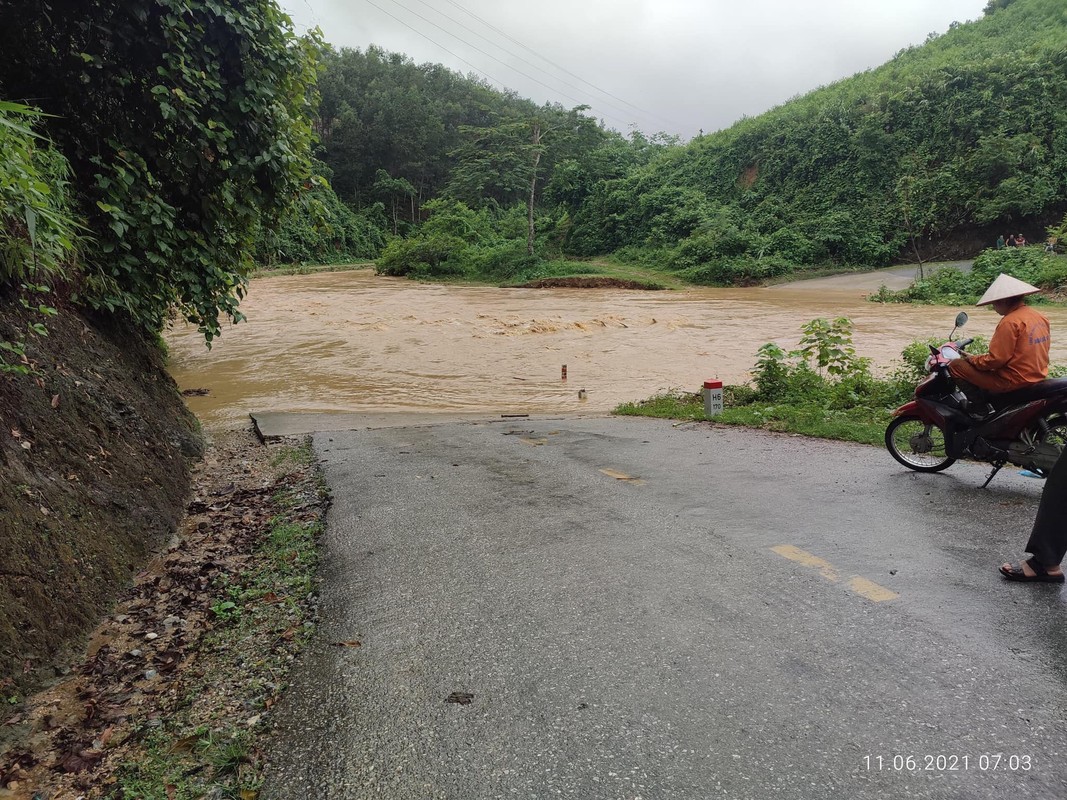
[360,1,515,84]
[372,0,637,129]
[439,0,684,132]
[404,0,670,132]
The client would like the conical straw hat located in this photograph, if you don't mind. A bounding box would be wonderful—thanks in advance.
[976,273,1040,306]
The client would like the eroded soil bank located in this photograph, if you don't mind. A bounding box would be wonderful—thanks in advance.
[0,293,203,697]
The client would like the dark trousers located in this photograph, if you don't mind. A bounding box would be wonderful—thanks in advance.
[1026,448,1067,568]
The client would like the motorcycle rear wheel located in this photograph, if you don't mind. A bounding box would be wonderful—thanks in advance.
[885,415,956,472]
[1028,413,1067,476]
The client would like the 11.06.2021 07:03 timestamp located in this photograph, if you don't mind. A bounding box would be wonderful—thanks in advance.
[863,754,1033,772]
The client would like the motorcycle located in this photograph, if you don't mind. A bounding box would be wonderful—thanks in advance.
[885,311,1067,487]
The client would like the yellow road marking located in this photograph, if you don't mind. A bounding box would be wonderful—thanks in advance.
[771,545,898,602]
[599,468,644,484]
[846,576,900,603]
[771,545,840,581]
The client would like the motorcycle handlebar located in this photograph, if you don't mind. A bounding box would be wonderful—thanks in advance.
[956,337,974,349]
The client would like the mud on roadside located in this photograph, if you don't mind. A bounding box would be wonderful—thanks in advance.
[0,428,329,799]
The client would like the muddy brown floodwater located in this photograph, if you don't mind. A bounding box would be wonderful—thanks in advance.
[165,268,1067,429]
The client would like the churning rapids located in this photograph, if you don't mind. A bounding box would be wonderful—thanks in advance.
[165,268,1067,429]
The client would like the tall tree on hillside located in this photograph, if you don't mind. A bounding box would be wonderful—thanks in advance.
[373,169,417,235]
[895,154,941,277]
[448,106,600,255]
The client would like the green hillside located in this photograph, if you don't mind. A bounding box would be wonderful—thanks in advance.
[565,0,1067,282]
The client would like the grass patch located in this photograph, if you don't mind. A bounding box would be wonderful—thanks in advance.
[615,390,709,421]
[614,317,928,446]
[615,389,893,446]
[114,728,259,800]
[251,260,374,278]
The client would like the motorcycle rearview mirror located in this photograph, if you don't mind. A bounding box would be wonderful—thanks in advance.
[950,311,969,341]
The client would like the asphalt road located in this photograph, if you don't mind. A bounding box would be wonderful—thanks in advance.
[263,416,1067,800]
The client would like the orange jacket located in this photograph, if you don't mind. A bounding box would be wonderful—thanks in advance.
[964,303,1050,388]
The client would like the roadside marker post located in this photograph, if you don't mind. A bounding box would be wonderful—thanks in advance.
[703,380,723,416]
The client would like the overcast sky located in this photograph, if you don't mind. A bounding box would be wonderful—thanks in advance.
[281,0,989,141]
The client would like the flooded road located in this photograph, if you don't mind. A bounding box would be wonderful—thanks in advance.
[165,268,1067,428]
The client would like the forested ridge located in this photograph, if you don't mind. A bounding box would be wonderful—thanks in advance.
[311,0,1067,286]
[5,0,1066,343]
[567,0,1067,279]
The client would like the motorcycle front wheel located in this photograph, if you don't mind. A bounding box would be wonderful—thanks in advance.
[885,415,956,472]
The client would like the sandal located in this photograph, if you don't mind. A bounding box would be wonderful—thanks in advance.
[999,559,1065,583]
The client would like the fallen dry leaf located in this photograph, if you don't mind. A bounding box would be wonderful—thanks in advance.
[170,735,199,754]
[58,747,104,774]
[51,394,61,409]
[332,640,362,648]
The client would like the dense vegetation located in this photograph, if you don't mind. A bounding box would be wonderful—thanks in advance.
[0,0,320,341]
[0,103,77,372]
[568,0,1067,281]
[872,246,1067,305]
[5,0,1067,340]
[311,45,678,280]
[309,0,1067,288]
[618,312,1065,445]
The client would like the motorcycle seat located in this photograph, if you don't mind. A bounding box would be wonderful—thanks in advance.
[991,377,1067,408]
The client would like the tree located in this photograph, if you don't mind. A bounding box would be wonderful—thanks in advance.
[895,155,941,278]
[984,0,1018,15]
[448,105,599,255]
[372,169,416,236]
[0,0,321,341]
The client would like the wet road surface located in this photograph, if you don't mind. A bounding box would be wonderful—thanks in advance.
[263,416,1067,800]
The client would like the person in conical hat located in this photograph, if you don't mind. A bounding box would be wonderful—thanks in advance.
[947,273,1049,394]
[975,273,1040,306]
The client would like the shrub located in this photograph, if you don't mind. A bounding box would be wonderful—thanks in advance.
[0,102,80,375]
[873,248,1063,304]
[0,102,79,284]
[254,167,384,266]
[421,198,495,245]
[752,343,791,400]
[471,240,539,280]
[375,235,469,277]
[764,227,819,264]
[680,254,792,286]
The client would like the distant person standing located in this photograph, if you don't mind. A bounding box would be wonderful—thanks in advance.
[1006,234,1017,247]
[1016,233,1027,247]
[996,234,1005,250]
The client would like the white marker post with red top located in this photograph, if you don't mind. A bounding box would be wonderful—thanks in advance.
[703,380,723,416]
